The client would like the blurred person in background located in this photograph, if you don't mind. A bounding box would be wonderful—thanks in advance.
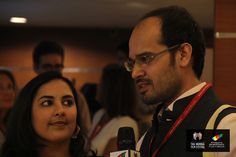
[33,41,64,74]
[32,40,91,133]
[88,64,139,157]
[0,69,17,146]
[116,41,129,66]
[80,83,101,119]
[1,72,89,157]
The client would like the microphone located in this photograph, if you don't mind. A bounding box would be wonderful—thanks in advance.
[118,126,135,150]
[110,127,141,157]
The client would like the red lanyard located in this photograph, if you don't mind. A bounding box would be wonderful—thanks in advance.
[150,83,212,157]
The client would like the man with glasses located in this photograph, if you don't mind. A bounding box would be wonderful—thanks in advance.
[32,40,91,133]
[125,6,236,157]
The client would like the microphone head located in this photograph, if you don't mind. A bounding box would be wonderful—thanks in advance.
[117,127,135,150]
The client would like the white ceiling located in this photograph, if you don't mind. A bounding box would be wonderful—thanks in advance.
[0,0,214,29]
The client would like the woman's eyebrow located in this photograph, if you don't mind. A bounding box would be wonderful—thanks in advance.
[62,95,74,99]
[38,95,54,100]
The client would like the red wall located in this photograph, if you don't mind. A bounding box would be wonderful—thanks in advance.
[214,0,236,105]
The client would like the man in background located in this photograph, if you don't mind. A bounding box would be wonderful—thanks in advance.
[33,41,64,74]
[32,40,91,132]
[116,41,129,66]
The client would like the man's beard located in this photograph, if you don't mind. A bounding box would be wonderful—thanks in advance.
[138,73,182,106]
[141,90,162,105]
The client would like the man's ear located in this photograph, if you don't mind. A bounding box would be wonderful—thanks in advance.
[176,43,192,67]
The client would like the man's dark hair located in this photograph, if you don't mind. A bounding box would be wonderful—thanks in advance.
[33,41,65,68]
[1,72,86,157]
[142,5,205,79]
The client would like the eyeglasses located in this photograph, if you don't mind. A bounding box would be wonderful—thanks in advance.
[40,64,64,71]
[124,44,180,72]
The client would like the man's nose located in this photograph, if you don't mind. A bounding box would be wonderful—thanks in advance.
[131,64,145,79]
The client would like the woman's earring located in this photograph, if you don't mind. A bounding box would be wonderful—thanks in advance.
[72,125,80,139]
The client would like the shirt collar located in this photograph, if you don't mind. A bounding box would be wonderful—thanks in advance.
[167,82,207,111]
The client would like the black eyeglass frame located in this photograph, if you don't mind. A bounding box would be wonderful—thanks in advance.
[124,44,181,72]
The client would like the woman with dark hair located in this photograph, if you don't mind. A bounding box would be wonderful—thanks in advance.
[0,69,17,146]
[1,72,87,157]
[88,64,139,157]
